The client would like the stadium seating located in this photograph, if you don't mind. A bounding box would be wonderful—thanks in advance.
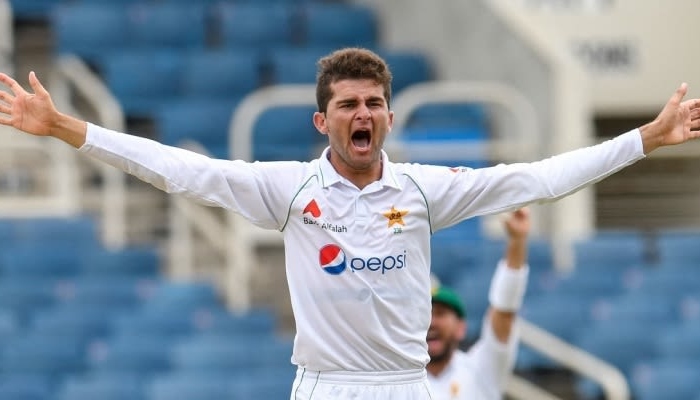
[573,231,649,268]
[0,374,52,400]
[266,46,333,85]
[28,303,122,341]
[180,50,261,99]
[57,373,145,400]
[88,333,180,376]
[656,228,700,265]
[51,3,128,63]
[215,3,297,49]
[252,105,325,161]
[0,333,88,381]
[0,244,82,278]
[125,3,207,50]
[0,280,59,323]
[630,359,700,400]
[655,321,700,361]
[77,246,161,278]
[154,98,241,159]
[302,4,378,49]
[377,50,434,95]
[0,307,19,342]
[97,49,185,117]
[145,372,234,400]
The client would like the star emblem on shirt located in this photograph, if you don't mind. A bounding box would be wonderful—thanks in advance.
[382,206,408,227]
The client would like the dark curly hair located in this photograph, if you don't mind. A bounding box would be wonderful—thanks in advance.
[316,48,392,113]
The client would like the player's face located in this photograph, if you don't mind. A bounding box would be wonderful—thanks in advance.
[313,79,393,185]
[427,303,465,362]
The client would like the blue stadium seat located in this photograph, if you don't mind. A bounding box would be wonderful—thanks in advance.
[573,321,659,382]
[0,280,57,322]
[302,4,377,48]
[0,244,82,278]
[215,3,297,49]
[574,232,648,269]
[377,50,433,95]
[57,373,145,400]
[431,217,482,244]
[143,281,221,312]
[252,105,325,161]
[0,307,20,342]
[451,270,493,342]
[181,50,261,99]
[155,98,241,159]
[125,3,207,50]
[656,229,700,265]
[627,267,700,298]
[88,333,179,375]
[51,3,127,62]
[192,307,277,335]
[591,291,679,325]
[521,293,593,342]
[549,266,629,299]
[405,103,487,132]
[170,333,291,372]
[28,303,123,341]
[0,334,87,380]
[145,372,233,400]
[630,359,700,400]
[267,47,332,85]
[655,321,700,361]
[55,276,158,308]
[97,49,185,118]
[77,246,160,278]
[430,240,484,285]
[0,374,52,400]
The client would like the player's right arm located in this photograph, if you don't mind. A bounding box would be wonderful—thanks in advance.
[0,71,296,229]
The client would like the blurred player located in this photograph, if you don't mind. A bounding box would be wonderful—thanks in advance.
[427,208,530,400]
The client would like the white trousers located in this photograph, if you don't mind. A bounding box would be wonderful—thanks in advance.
[291,367,434,399]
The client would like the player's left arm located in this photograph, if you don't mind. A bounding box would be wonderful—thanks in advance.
[488,208,530,343]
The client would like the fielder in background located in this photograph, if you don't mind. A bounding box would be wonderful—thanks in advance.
[428,208,530,400]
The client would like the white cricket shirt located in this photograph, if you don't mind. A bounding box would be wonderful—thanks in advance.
[80,123,644,372]
[427,316,519,400]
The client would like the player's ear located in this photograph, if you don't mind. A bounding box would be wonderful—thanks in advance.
[456,320,467,342]
[313,112,328,135]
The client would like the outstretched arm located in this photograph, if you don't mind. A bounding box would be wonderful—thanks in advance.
[0,71,87,148]
[640,83,700,154]
[488,207,530,343]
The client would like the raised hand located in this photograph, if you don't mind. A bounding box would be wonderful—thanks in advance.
[0,71,59,136]
[641,83,700,153]
[504,207,530,242]
[0,71,86,148]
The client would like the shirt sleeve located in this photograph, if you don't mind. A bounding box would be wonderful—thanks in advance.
[466,313,520,396]
[419,129,645,231]
[78,123,302,229]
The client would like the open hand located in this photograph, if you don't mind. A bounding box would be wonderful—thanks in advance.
[0,71,59,136]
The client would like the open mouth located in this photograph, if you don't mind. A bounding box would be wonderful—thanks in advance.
[351,129,371,150]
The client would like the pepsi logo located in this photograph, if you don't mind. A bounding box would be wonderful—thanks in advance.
[319,244,347,275]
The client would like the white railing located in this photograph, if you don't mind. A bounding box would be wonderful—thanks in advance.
[510,319,630,400]
[53,55,127,249]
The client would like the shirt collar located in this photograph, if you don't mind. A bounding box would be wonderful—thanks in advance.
[317,147,402,190]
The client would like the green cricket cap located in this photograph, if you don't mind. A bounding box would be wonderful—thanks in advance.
[431,285,466,319]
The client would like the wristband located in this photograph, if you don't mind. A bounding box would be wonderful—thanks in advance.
[488,260,529,311]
